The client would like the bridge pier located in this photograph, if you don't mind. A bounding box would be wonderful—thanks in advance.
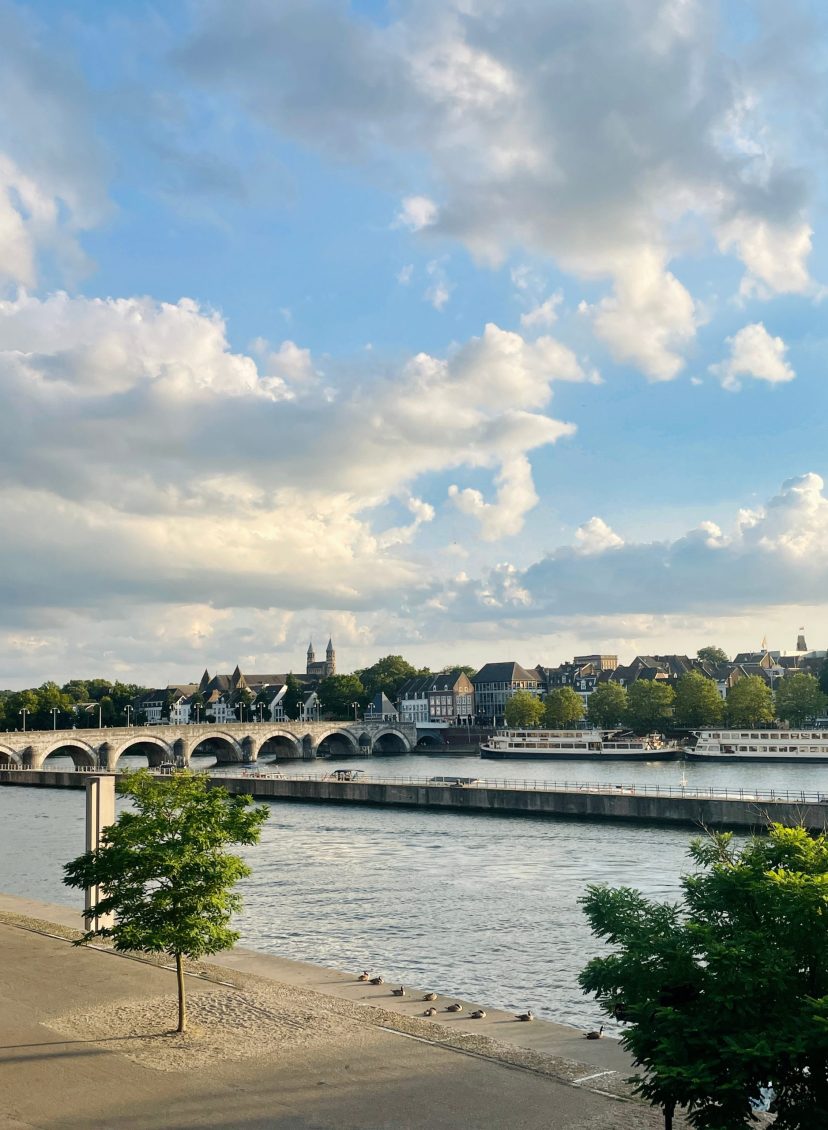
[302,735,316,760]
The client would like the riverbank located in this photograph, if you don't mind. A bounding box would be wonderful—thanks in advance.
[0,891,687,1129]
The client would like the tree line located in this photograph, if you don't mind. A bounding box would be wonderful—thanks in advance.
[504,670,828,733]
[0,679,149,732]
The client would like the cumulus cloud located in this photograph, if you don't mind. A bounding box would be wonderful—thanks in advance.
[451,473,828,622]
[709,322,795,391]
[0,296,586,633]
[177,0,819,377]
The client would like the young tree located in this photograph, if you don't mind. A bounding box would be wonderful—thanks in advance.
[775,672,826,727]
[581,824,828,1130]
[624,680,675,734]
[724,675,774,727]
[63,771,268,1033]
[503,690,544,729]
[543,687,584,728]
[587,682,628,728]
[673,672,723,729]
[696,645,729,666]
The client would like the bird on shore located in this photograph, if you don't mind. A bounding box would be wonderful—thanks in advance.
[516,1010,535,1022]
[369,976,384,985]
[357,971,370,982]
[423,992,437,1001]
[423,1007,438,1017]
[446,1002,462,1012]
[471,1009,487,1019]
[391,986,406,997]
[585,1025,604,1040]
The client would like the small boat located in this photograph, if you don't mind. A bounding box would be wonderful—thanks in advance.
[481,729,679,761]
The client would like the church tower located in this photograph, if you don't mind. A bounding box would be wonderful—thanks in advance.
[306,641,315,675]
[326,638,336,677]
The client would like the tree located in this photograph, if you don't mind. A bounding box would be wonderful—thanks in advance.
[358,655,421,701]
[819,656,828,698]
[775,672,826,727]
[318,673,366,719]
[624,680,674,734]
[580,824,828,1129]
[587,682,628,729]
[543,687,584,728]
[724,675,774,728]
[503,690,544,728]
[697,646,729,666]
[440,665,476,678]
[282,673,303,719]
[673,672,723,729]
[63,770,268,1033]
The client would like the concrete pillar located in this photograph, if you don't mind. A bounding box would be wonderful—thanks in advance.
[302,734,316,760]
[241,735,258,764]
[85,775,116,931]
[173,738,188,768]
[98,742,115,772]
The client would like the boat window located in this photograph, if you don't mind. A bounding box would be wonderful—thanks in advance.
[750,733,759,740]
[768,747,777,753]
[749,746,757,752]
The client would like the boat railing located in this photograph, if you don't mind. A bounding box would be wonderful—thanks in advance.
[203,770,828,804]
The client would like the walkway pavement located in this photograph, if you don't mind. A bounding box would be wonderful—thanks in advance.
[0,895,675,1129]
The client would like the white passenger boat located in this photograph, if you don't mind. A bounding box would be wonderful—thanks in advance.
[479,729,679,761]
[688,729,828,763]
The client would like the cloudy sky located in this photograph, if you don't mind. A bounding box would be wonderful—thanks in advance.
[2,0,828,688]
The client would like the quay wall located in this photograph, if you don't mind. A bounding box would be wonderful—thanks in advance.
[3,769,825,831]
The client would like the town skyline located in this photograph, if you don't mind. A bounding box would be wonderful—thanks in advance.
[3,3,828,687]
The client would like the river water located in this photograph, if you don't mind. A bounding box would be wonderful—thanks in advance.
[2,751,827,1030]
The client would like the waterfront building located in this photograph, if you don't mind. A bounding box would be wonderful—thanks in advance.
[397,670,475,727]
[364,692,398,722]
[472,662,542,726]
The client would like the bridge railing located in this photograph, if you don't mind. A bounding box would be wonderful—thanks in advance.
[209,771,828,805]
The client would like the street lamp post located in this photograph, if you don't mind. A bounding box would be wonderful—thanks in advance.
[195,704,202,724]
[351,701,359,721]
[20,708,28,732]
[125,705,133,727]
[50,707,58,730]
[257,703,264,723]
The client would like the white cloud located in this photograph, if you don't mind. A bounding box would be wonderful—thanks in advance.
[396,263,414,285]
[424,258,453,310]
[520,294,562,329]
[574,517,624,555]
[710,322,795,392]
[178,0,819,377]
[395,194,437,231]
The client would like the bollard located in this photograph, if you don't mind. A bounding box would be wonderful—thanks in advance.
[84,775,116,931]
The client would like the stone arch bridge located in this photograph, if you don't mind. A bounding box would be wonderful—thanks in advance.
[0,720,418,772]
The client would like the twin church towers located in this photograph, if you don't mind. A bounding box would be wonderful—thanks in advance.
[306,638,336,680]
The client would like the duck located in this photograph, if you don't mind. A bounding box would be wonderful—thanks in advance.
[446,1002,462,1013]
[585,1025,604,1040]
[369,976,384,986]
[357,971,371,982]
[516,1010,535,1022]
[423,992,437,1001]
[391,986,406,997]
[470,1009,487,1019]
[423,1007,438,1017]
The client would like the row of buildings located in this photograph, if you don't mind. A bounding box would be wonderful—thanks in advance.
[134,633,826,729]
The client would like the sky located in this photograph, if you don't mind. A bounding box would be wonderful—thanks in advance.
[2,0,828,688]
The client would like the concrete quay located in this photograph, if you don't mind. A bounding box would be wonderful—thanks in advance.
[2,767,825,830]
[0,892,676,1130]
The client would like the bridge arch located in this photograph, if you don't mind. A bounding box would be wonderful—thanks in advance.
[0,744,21,768]
[257,729,303,760]
[31,739,99,770]
[109,735,174,771]
[189,731,246,764]
[315,728,360,757]
[370,727,413,754]
[416,732,445,749]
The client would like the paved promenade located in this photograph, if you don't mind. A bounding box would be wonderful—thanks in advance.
[0,893,682,1129]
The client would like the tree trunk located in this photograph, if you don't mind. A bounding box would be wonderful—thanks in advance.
[663,1101,674,1130]
[175,952,186,1033]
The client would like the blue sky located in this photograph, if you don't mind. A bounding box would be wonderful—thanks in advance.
[1,0,828,687]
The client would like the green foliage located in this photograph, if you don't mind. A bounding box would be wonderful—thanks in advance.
[724,675,774,727]
[587,682,628,728]
[318,673,366,719]
[819,657,828,698]
[775,672,826,727]
[624,680,675,734]
[543,686,584,727]
[63,770,269,1032]
[580,824,828,1129]
[504,690,544,728]
[673,672,724,729]
[440,665,476,678]
[357,655,421,701]
[696,646,729,666]
[281,673,304,719]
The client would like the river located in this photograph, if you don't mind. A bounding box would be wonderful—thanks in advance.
[2,751,827,1030]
